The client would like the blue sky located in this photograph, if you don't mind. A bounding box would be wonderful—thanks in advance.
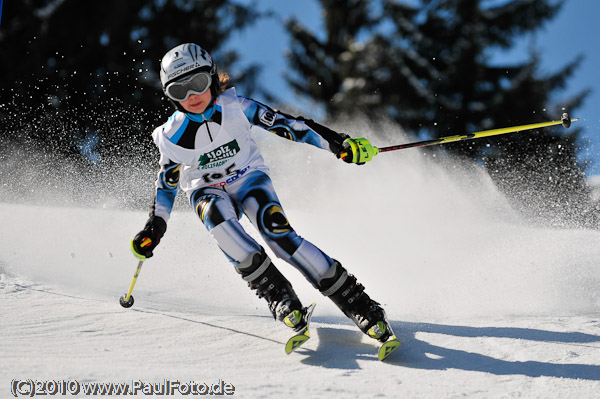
[228,0,600,175]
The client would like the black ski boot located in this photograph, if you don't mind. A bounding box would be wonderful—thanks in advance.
[237,250,308,332]
[318,261,391,342]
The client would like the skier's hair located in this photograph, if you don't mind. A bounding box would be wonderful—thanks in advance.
[218,71,230,94]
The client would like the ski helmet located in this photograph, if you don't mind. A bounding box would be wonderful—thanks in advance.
[159,43,220,100]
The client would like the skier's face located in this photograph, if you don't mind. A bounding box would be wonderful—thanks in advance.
[179,90,212,114]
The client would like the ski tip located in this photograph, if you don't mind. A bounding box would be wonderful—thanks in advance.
[378,336,401,361]
[305,302,317,320]
[285,334,310,354]
[284,302,316,355]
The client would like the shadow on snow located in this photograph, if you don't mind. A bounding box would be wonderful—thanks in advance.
[297,317,600,380]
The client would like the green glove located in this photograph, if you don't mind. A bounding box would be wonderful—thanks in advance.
[340,137,379,165]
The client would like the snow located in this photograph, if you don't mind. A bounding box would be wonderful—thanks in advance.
[1,130,600,398]
[588,175,600,202]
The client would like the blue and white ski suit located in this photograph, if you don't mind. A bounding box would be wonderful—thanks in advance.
[150,88,347,285]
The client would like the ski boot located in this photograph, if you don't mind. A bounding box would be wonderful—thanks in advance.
[237,249,308,332]
[318,261,392,342]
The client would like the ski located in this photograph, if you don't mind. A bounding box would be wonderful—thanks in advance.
[283,302,400,360]
[284,302,316,354]
[367,317,401,361]
[378,335,401,361]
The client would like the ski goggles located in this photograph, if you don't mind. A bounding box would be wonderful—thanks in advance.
[164,72,212,101]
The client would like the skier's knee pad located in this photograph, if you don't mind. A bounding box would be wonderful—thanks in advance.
[195,196,221,228]
[194,194,239,230]
[260,203,293,238]
[191,187,241,230]
[318,261,365,314]
[257,204,305,260]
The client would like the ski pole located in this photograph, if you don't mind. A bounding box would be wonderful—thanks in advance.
[119,238,151,308]
[119,260,144,308]
[341,113,578,159]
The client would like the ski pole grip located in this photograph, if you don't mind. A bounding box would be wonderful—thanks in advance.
[341,138,379,163]
[131,239,149,261]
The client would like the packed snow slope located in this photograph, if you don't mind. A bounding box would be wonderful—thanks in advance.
[2,128,600,398]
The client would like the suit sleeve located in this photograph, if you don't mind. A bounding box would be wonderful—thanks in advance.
[150,152,181,223]
[239,97,349,155]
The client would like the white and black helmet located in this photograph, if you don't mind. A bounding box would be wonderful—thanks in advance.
[159,43,219,100]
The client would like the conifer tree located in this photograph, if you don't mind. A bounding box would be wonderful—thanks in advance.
[392,0,590,227]
[0,0,260,158]
[285,0,592,227]
[285,0,392,118]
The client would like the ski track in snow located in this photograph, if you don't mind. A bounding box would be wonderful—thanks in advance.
[2,131,600,398]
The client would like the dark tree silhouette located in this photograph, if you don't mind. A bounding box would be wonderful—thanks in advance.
[0,0,261,160]
[285,0,593,227]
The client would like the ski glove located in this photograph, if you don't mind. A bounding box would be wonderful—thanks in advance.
[339,137,379,165]
[131,216,167,260]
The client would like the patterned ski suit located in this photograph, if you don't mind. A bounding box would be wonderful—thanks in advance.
[150,88,348,285]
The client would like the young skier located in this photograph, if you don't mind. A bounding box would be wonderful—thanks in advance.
[131,43,392,344]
